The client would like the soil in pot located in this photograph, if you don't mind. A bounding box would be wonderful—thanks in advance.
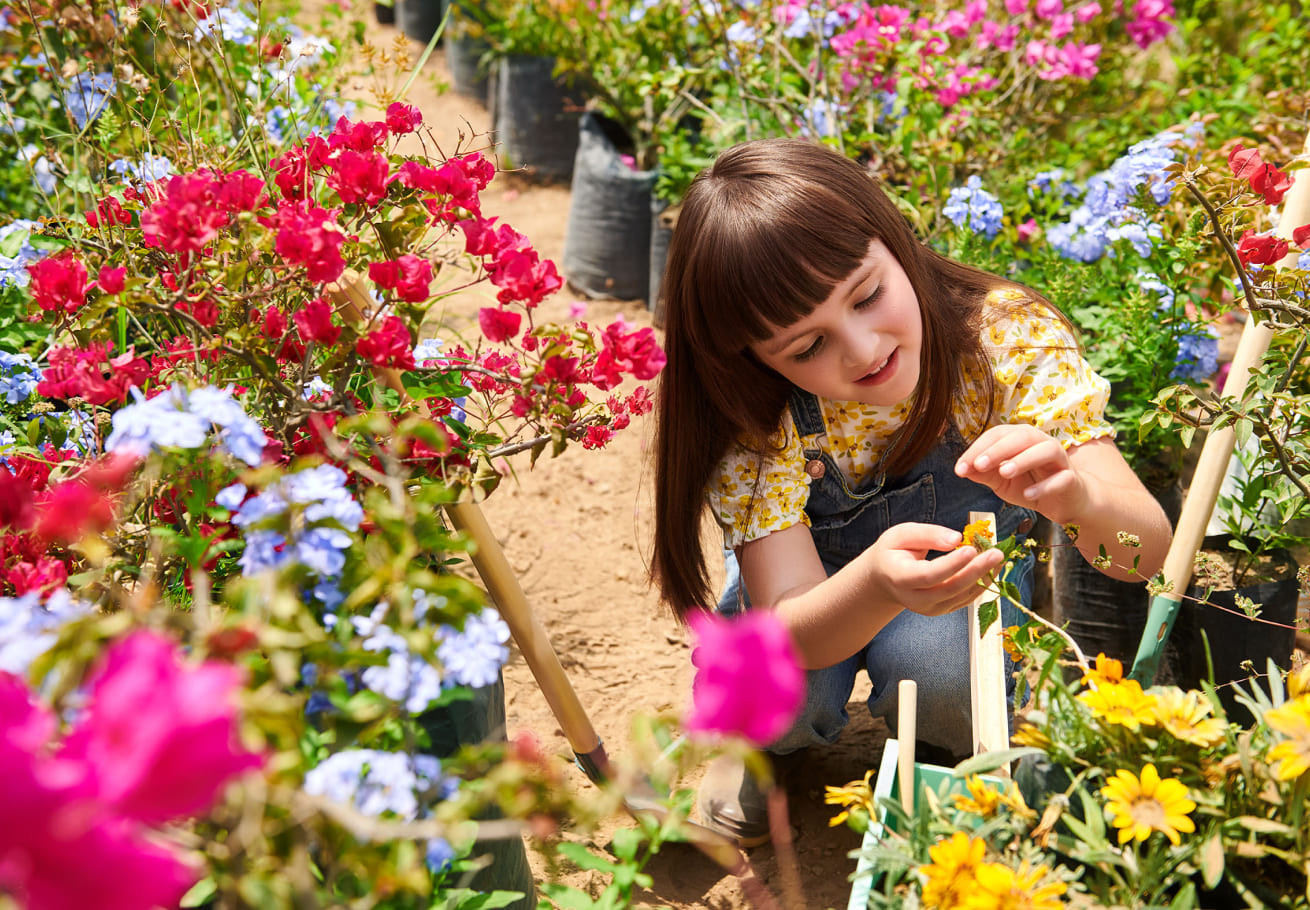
[1176,538,1300,725]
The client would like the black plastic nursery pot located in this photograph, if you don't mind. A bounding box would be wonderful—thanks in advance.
[561,112,657,302]
[446,30,492,103]
[1051,475,1186,683]
[492,56,584,182]
[1175,538,1299,725]
[374,1,396,24]
[397,0,446,45]
[649,197,676,322]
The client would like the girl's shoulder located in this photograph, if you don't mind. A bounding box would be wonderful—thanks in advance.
[979,286,1075,349]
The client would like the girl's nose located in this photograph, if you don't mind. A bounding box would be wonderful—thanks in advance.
[841,326,879,370]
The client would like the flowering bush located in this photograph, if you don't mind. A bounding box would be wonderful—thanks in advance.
[0,1,671,905]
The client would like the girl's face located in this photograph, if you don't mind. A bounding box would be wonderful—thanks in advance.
[748,238,922,406]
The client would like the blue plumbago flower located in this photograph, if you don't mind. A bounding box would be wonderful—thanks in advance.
[799,98,846,139]
[108,153,174,184]
[359,623,445,714]
[0,99,25,135]
[943,176,1004,240]
[302,376,333,399]
[230,464,361,579]
[303,749,449,820]
[60,409,98,454]
[436,607,511,689]
[426,838,458,874]
[19,145,56,195]
[194,5,260,45]
[1299,250,1310,271]
[106,383,269,467]
[0,350,40,404]
[1172,326,1220,384]
[320,97,357,127]
[1137,269,1176,308]
[625,0,661,23]
[0,588,93,676]
[62,72,116,130]
[1046,129,1187,262]
[1028,168,1080,200]
[725,20,758,43]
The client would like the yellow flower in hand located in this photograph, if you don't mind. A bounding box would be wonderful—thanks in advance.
[1101,764,1196,846]
[959,518,995,550]
[1264,695,1310,781]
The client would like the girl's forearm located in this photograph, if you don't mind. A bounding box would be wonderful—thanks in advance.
[773,560,903,669]
[1067,479,1171,583]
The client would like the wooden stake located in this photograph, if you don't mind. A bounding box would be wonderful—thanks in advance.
[897,679,917,814]
[968,511,1010,775]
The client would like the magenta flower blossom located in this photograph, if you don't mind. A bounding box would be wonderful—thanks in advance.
[61,629,264,825]
[685,610,804,745]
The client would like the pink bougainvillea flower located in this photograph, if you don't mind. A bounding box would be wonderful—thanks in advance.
[27,253,90,315]
[478,306,523,343]
[292,296,342,346]
[1236,230,1290,267]
[386,102,423,134]
[267,200,346,283]
[140,171,230,255]
[96,265,127,295]
[356,316,417,370]
[327,149,392,206]
[369,253,434,303]
[60,630,264,825]
[1294,223,1310,248]
[590,322,666,390]
[685,610,805,745]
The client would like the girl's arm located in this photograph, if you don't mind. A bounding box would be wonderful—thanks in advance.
[737,521,1004,669]
[956,428,1171,582]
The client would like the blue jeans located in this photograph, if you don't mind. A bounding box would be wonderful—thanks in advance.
[718,391,1035,758]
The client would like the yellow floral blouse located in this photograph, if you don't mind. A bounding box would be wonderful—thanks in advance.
[710,289,1114,548]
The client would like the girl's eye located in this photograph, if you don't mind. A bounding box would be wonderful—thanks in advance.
[794,338,823,362]
[855,285,884,310]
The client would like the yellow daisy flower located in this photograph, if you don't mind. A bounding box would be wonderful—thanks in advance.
[1011,722,1051,750]
[919,832,986,909]
[1080,652,1125,688]
[1287,663,1310,699]
[952,776,1034,820]
[824,769,876,827]
[1264,695,1310,781]
[1077,678,1159,730]
[966,860,1067,910]
[1101,764,1197,846]
[1147,687,1227,747]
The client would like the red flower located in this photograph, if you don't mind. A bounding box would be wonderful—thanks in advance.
[591,323,667,390]
[34,479,117,545]
[489,249,562,308]
[293,297,342,346]
[0,469,36,530]
[1236,230,1290,267]
[581,425,614,449]
[1293,223,1310,248]
[86,195,132,228]
[270,147,309,201]
[268,201,346,283]
[328,117,389,152]
[477,306,522,343]
[357,316,416,370]
[27,254,90,314]
[262,306,288,338]
[385,102,423,134]
[6,554,68,595]
[37,344,150,406]
[327,149,391,206]
[140,171,229,255]
[215,169,268,212]
[368,254,433,302]
[97,265,126,295]
[1228,143,1294,206]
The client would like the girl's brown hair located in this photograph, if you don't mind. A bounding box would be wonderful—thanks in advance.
[651,138,1036,619]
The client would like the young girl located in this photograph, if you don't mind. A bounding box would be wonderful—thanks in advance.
[650,138,1172,846]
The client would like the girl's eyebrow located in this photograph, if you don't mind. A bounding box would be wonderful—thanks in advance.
[764,261,879,356]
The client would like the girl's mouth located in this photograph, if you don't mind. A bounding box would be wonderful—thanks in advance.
[855,350,896,386]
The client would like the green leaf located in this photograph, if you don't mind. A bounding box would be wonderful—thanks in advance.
[537,882,603,910]
[553,842,620,874]
[1199,832,1225,888]
[976,598,999,636]
[952,747,1044,777]
[179,877,217,908]
[1236,815,1296,836]
[439,889,526,909]
[609,826,644,862]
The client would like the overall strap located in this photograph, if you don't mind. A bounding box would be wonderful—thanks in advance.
[787,387,827,440]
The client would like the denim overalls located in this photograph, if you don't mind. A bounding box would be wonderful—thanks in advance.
[717,389,1035,758]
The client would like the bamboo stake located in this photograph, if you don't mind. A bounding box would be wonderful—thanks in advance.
[968,511,1010,775]
[897,680,917,814]
[1130,131,1310,683]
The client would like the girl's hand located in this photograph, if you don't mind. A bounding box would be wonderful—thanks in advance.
[869,522,1005,616]
[954,423,1088,524]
